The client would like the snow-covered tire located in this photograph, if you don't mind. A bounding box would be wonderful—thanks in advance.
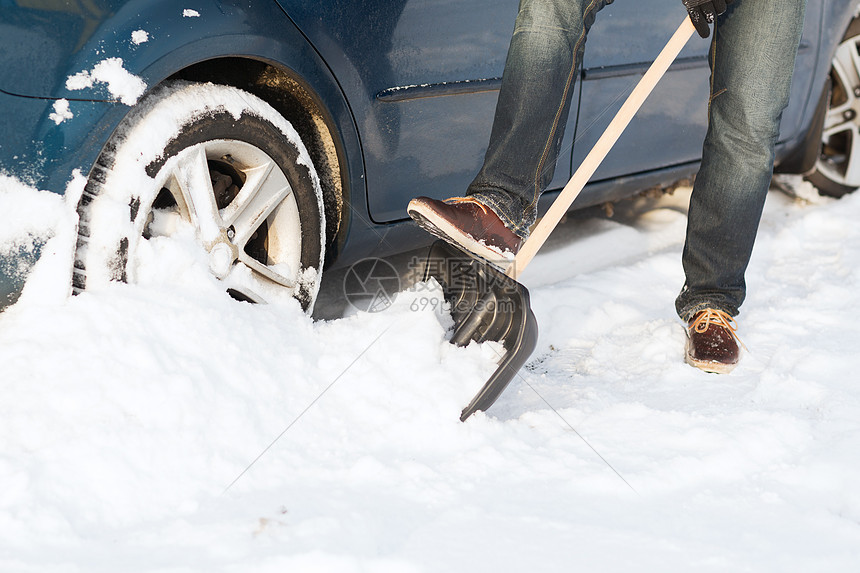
[805,17,860,198]
[74,82,325,310]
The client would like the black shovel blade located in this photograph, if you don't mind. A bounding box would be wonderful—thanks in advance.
[422,240,539,421]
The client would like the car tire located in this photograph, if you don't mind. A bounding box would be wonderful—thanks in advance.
[74,82,325,310]
[805,17,860,198]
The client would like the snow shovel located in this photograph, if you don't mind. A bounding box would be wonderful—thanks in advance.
[423,17,697,421]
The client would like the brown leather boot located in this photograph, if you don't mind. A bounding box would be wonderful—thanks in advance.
[685,308,742,374]
[407,196,522,264]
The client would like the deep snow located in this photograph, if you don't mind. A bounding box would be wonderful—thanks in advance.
[1,171,860,572]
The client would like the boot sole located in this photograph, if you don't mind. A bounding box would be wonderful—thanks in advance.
[407,203,516,271]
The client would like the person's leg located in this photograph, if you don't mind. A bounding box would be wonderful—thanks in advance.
[676,0,808,322]
[407,0,610,261]
[466,0,611,239]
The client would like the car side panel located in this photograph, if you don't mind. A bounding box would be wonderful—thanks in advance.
[776,0,824,146]
[574,0,710,184]
[0,1,114,96]
[0,1,364,210]
[278,0,578,224]
[575,0,825,184]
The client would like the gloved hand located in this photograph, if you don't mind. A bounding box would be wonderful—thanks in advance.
[682,0,734,38]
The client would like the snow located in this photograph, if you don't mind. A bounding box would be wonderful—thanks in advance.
[131,30,150,45]
[65,58,147,106]
[3,162,860,568]
[183,9,201,18]
[48,99,73,125]
[0,175,65,250]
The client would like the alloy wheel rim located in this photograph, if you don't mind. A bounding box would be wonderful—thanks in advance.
[148,139,303,303]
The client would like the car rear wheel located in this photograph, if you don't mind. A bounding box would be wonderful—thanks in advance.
[806,18,860,198]
[74,82,325,310]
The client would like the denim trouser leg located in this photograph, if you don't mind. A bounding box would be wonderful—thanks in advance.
[467,0,611,238]
[675,0,807,321]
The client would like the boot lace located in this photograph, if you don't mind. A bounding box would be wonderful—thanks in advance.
[689,308,746,350]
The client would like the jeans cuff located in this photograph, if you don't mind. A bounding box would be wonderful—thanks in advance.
[467,189,532,239]
[676,300,739,323]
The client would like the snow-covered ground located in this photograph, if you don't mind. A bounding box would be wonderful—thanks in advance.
[1,173,859,572]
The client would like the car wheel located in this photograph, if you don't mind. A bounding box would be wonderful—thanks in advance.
[806,18,860,198]
[74,82,325,310]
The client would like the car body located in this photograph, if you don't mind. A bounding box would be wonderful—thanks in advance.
[1,0,857,310]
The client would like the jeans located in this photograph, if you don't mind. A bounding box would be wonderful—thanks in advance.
[466,0,807,320]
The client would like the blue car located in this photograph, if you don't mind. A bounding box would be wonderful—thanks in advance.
[1,0,857,311]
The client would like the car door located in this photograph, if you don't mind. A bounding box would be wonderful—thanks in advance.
[572,0,822,185]
[280,0,577,223]
[571,0,711,185]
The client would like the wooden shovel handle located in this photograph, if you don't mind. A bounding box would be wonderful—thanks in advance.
[508,16,697,279]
